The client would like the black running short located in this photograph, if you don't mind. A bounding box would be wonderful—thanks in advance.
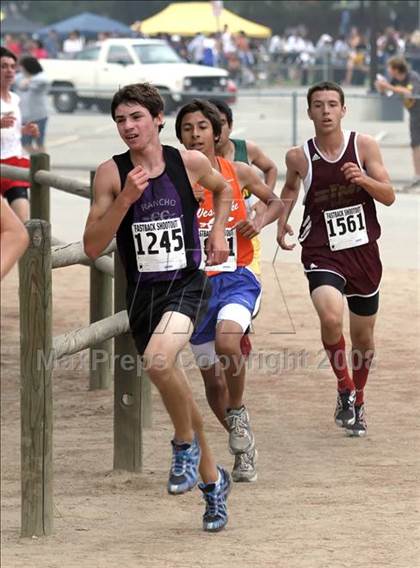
[4,186,29,204]
[306,270,379,316]
[127,270,212,355]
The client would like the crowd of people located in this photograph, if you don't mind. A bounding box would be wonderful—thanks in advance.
[2,24,420,88]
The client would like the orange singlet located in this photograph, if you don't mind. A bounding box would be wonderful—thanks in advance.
[196,156,254,276]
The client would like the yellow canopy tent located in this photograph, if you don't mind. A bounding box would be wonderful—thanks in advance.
[132,2,271,38]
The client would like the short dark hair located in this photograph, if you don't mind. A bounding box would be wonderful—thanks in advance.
[208,98,233,127]
[175,99,222,142]
[111,83,164,125]
[0,46,17,62]
[19,56,43,75]
[307,81,345,107]
[387,56,409,74]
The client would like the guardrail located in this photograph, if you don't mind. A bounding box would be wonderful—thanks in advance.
[2,154,152,537]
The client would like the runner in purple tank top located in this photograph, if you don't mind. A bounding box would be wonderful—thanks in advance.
[277,81,395,437]
[83,83,234,532]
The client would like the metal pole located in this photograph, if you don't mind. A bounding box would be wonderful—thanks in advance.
[369,1,379,92]
[292,91,298,147]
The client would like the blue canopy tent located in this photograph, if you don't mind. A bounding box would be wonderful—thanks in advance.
[1,12,41,35]
[36,11,137,40]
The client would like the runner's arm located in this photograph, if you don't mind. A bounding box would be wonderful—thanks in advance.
[342,134,395,206]
[277,148,304,250]
[83,160,149,259]
[246,140,278,191]
[234,162,283,238]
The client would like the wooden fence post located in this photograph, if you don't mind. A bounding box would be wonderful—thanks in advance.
[113,253,143,471]
[89,171,113,390]
[19,220,53,537]
[30,153,50,222]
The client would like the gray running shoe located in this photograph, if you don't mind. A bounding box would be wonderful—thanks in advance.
[225,406,255,454]
[232,448,258,482]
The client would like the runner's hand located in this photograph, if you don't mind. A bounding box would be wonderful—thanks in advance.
[0,114,16,129]
[122,166,149,205]
[236,219,260,239]
[277,223,295,251]
[193,184,205,203]
[341,162,365,185]
[22,122,39,137]
[205,227,229,266]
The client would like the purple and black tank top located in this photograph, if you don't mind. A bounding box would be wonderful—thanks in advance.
[114,145,201,286]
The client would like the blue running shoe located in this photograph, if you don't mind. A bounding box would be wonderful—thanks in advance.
[167,436,201,495]
[198,466,231,532]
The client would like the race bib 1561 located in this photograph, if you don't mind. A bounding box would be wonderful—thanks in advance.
[324,204,368,251]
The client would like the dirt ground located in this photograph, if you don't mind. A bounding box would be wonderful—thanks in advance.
[1,260,419,568]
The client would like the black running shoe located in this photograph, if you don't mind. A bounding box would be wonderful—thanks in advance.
[345,404,367,437]
[334,389,356,427]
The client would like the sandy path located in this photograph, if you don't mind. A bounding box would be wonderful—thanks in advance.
[1,260,419,568]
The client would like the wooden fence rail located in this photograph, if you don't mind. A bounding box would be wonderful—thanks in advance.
[52,239,115,276]
[14,155,152,537]
[0,163,91,198]
[53,310,129,360]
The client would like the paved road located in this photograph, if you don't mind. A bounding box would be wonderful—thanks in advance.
[45,90,419,269]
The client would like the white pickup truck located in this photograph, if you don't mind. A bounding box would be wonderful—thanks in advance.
[41,38,235,114]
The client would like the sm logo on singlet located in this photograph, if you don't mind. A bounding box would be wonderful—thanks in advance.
[314,183,362,206]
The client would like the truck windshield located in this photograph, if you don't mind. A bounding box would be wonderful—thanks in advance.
[132,44,184,64]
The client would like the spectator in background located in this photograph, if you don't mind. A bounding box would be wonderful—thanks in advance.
[63,30,84,55]
[202,34,217,67]
[406,30,420,74]
[314,34,333,82]
[378,27,401,65]
[376,56,420,188]
[15,56,50,154]
[332,35,350,84]
[3,34,22,57]
[345,35,368,85]
[43,29,61,58]
[29,39,48,59]
[0,47,39,222]
[187,32,205,64]
[221,24,235,64]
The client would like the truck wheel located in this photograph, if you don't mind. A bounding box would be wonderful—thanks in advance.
[96,99,111,114]
[160,91,177,114]
[53,90,78,113]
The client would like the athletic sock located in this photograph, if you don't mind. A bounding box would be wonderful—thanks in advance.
[322,335,355,393]
[352,350,374,405]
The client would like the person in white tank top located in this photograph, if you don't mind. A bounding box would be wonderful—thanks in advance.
[0,47,39,221]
